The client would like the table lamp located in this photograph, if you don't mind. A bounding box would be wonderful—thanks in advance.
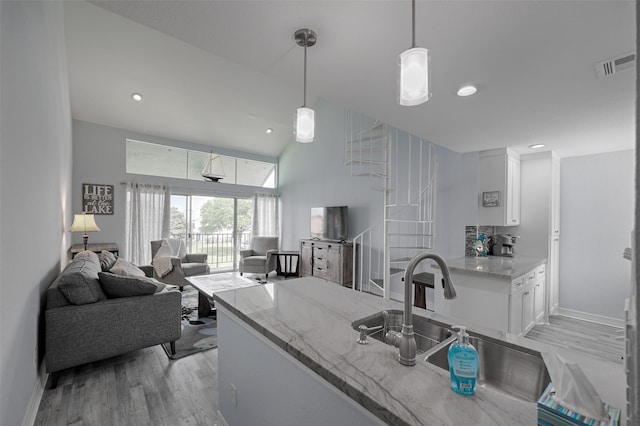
[69,212,100,251]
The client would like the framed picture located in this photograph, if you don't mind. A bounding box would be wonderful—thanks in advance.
[482,191,500,207]
[82,183,114,215]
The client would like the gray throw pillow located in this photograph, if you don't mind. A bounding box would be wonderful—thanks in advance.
[99,250,117,272]
[58,254,106,305]
[109,257,145,277]
[99,272,161,298]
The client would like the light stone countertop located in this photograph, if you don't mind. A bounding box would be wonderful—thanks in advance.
[210,276,627,425]
[438,255,548,279]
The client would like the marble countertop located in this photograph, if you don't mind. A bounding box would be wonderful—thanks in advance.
[211,276,625,425]
[439,255,547,279]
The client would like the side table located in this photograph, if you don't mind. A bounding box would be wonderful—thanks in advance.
[275,251,300,278]
[71,242,119,258]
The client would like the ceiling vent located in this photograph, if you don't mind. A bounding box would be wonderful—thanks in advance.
[595,52,636,78]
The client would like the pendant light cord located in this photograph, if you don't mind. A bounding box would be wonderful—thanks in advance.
[303,41,308,107]
[411,0,416,48]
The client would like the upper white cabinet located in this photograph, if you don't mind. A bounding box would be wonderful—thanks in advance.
[478,148,521,226]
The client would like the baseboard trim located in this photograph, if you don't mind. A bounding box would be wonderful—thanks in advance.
[556,307,624,328]
[22,363,48,426]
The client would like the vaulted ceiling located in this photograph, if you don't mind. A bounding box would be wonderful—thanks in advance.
[64,1,636,158]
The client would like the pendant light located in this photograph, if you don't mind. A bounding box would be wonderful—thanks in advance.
[397,0,430,106]
[294,29,316,143]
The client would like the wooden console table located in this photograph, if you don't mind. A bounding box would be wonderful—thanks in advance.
[71,242,119,258]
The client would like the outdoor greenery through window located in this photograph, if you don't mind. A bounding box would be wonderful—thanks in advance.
[126,139,276,188]
[170,195,253,271]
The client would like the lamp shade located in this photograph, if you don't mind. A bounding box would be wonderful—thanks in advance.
[69,213,100,233]
[397,47,430,106]
[296,107,315,143]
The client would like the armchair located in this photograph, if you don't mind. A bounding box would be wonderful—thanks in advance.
[151,239,210,291]
[239,236,279,279]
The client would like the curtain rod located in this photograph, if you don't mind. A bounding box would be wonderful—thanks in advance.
[120,181,278,197]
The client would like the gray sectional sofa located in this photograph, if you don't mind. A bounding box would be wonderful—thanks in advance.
[45,250,181,387]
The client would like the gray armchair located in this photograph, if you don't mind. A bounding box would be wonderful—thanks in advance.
[239,236,279,279]
[151,239,210,291]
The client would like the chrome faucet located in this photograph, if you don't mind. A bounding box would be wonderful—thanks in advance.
[385,252,457,366]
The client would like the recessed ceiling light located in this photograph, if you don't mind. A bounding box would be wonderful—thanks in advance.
[529,144,545,149]
[265,128,273,134]
[456,85,477,97]
[131,93,143,102]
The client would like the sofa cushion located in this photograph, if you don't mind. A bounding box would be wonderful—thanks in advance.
[109,257,145,277]
[99,250,117,272]
[98,272,164,298]
[241,256,267,267]
[57,251,105,305]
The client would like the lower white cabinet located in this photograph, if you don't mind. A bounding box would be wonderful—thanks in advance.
[533,264,546,323]
[436,262,546,336]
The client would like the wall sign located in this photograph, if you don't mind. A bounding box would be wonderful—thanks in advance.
[83,183,114,215]
[482,191,500,207]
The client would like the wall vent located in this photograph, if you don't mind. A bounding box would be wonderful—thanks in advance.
[595,52,636,78]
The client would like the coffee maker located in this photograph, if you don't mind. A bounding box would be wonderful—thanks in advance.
[493,234,519,257]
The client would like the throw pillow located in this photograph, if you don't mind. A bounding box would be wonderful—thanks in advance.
[109,257,145,277]
[99,250,117,272]
[58,254,106,305]
[98,272,160,298]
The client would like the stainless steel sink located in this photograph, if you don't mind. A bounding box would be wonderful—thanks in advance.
[351,309,453,354]
[352,310,551,402]
[425,333,551,402]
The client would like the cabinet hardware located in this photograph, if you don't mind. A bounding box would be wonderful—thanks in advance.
[524,291,530,296]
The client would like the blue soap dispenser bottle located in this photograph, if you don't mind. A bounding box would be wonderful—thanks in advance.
[447,325,478,395]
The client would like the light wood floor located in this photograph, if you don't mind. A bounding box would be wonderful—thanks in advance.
[34,345,221,426]
[525,315,625,364]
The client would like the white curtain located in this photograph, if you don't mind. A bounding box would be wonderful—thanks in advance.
[125,182,170,265]
[253,194,279,237]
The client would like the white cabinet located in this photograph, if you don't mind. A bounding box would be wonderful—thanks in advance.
[533,264,545,322]
[478,148,521,226]
[509,286,524,335]
[508,264,545,336]
[517,151,560,322]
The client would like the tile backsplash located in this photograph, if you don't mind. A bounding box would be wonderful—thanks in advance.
[465,226,496,256]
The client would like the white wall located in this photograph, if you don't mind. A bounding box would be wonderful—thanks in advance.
[72,120,277,260]
[0,2,73,425]
[278,99,384,251]
[278,98,474,258]
[559,150,634,320]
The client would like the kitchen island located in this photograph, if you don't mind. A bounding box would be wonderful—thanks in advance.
[432,255,547,335]
[210,276,625,425]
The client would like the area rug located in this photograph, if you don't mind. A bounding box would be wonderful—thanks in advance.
[161,286,217,360]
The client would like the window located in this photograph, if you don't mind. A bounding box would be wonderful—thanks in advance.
[170,194,253,271]
[126,139,276,188]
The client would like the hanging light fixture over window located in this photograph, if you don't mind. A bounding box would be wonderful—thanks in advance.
[397,0,430,106]
[294,28,317,143]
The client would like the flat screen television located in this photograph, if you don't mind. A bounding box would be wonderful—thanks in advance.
[310,206,348,241]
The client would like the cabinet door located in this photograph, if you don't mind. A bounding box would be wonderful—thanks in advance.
[509,289,524,336]
[548,235,560,314]
[300,241,313,277]
[325,244,343,284]
[507,154,521,225]
[534,275,545,323]
[550,155,561,235]
[523,283,535,333]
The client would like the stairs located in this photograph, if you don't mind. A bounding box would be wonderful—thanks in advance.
[346,111,437,300]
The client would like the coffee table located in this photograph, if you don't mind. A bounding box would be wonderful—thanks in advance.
[186,273,261,318]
